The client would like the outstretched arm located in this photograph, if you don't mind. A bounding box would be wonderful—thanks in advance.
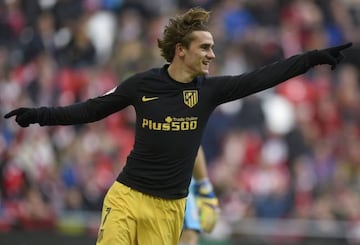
[210,42,353,104]
[3,83,132,127]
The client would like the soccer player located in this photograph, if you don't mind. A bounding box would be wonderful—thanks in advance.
[180,146,219,245]
[4,7,351,245]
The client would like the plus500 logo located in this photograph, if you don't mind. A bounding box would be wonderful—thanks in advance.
[142,116,198,131]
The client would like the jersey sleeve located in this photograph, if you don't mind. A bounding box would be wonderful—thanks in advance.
[207,52,313,105]
[37,77,136,126]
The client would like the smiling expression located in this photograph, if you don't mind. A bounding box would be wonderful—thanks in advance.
[181,31,216,77]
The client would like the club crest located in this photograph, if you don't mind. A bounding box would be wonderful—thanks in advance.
[183,90,198,108]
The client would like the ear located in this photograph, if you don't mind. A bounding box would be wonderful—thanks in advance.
[175,43,185,58]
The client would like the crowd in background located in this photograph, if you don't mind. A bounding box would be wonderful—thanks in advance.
[0,0,360,242]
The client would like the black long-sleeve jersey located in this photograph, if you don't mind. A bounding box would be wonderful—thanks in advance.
[35,52,314,199]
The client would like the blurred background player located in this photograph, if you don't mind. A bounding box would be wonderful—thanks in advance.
[180,146,219,245]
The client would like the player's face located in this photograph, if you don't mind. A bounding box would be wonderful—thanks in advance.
[182,31,215,76]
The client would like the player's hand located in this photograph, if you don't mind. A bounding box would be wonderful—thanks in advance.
[310,42,352,70]
[194,178,220,233]
[4,107,38,127]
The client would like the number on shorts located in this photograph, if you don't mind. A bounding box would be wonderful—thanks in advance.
[102,207,111,226]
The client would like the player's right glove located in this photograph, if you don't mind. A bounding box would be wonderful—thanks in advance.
[4,107,38,127]
[308,42,352,70]
[194,178,220,233]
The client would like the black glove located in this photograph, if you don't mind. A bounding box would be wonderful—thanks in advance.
[4,107,38,127]
[309,42,352,70]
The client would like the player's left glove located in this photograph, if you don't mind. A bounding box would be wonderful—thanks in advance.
[194,178,220,233]
[308,42,352,70]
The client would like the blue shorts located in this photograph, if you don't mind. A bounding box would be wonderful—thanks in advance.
[183,180,201,232]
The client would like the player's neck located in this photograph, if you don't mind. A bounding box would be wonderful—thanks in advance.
[167,62,195,84]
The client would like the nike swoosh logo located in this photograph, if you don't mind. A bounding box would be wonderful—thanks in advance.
[142,96,159,102]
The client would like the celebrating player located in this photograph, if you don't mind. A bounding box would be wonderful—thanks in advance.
[4,7,352,245]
